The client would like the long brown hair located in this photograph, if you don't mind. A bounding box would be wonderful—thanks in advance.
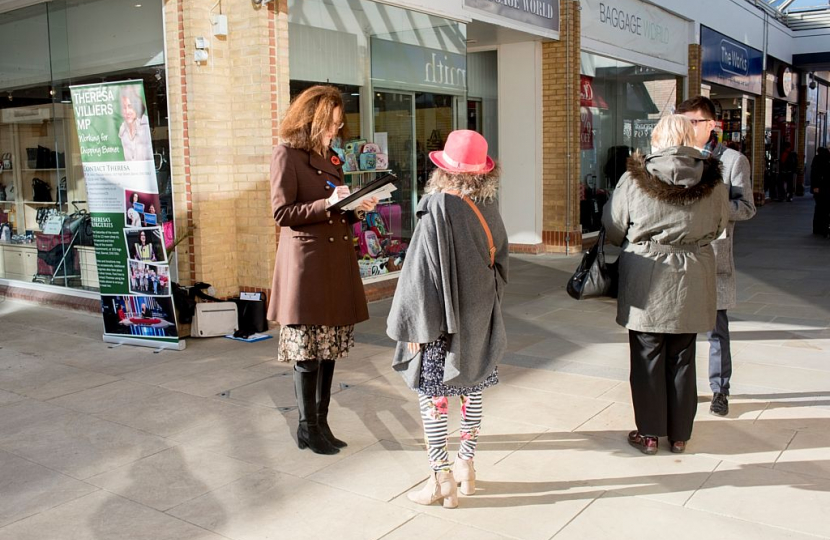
[279,85,344,155]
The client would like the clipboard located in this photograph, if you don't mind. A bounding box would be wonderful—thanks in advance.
[327,173,398,211]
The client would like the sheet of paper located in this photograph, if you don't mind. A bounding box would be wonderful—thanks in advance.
[341,185,397,211]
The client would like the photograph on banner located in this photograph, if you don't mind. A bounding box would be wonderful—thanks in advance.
[125,189,162,228]
[128,261,170,296]
[117,85,154,162]
[101,295,178,337]
[124,227,167,263]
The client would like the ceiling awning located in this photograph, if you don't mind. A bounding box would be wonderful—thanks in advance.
[751,0,830,31]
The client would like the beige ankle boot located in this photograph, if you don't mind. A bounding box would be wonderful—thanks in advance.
[407,470,458,508]
[452,458,476,495]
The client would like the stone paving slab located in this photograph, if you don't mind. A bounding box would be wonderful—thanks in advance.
[0,198,829,539]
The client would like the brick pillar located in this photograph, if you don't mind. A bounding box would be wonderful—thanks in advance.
[752,80,768,206]
[796,83,808,196]
[541,0,581,254]
[165,0,282,297]
[688,44,701,99]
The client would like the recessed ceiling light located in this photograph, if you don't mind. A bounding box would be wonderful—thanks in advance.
[135,3,142,7]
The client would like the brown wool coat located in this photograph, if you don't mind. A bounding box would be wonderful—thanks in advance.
[267,144,369,326]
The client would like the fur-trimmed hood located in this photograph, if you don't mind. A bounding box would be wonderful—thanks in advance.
[626,146,723,206]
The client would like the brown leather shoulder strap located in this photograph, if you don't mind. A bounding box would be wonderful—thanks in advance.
[444,190,496,268]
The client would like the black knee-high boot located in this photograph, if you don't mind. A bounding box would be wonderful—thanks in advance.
[317,360,347,448]
[294,362,338,455]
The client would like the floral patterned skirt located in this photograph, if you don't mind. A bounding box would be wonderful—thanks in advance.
[277,324,355,363]
[417,335,499,397]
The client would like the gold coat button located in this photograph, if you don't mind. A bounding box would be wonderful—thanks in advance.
[340,218,347,224]
[328,219,334,225]
[316,170,322,175]
[328,237,334,243]
[343,235,348,241]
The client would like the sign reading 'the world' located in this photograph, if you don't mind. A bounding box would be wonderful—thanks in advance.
[464,0,559,34]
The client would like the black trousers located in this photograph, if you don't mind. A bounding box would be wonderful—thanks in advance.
[813,194,830,236]
[776,172,794,200]
[629,330,698,441]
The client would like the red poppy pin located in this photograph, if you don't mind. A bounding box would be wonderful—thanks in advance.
[331,155,341,166]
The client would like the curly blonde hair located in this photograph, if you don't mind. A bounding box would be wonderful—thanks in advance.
[424,162,501,203]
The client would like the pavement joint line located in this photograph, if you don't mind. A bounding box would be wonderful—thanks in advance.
[682,492,830,540]
[570,401,614,432]
[376,514,419,540]
[752,401,772,425]
[548,489,606,539]
[773,429,800,467]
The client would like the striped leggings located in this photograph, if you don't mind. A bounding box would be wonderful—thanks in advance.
[417,392,483,472]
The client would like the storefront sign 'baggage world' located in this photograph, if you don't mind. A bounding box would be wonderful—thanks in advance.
[69,81,184,351]
[464,0,559,34]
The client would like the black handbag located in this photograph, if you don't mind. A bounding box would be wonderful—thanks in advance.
[567,227,619,300]
[32,177,52,202]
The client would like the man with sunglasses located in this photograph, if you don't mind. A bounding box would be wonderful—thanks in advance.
[678,96,756,417]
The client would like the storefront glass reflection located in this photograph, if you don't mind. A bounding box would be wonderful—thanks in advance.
[0,0,168,291]
[288,0,468,279]
[579,52,678,233]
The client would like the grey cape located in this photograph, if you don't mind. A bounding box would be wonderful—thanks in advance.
[602,146,730,334]
[386,192,509,390]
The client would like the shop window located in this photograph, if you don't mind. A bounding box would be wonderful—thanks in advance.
[0,0,168,291]
[579,52,678,234]
[288,0,468,280]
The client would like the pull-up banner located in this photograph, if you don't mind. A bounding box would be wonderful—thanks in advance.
[69,80,184,350]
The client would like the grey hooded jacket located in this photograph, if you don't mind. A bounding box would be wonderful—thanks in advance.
[386,192,509,390]
[710,144,756,310]
[602,146,730,334]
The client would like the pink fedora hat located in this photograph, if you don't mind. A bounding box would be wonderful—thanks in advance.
[429,130,495,174]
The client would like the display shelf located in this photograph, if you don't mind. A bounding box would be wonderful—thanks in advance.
[0,201,15,204]
[22,200,65,205]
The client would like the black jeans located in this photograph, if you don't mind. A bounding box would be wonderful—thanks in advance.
[813,194,830,236]
[629,330,698,441]
[776,172,794,200]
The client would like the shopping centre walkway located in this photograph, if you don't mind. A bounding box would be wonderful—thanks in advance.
[1,196,829,540]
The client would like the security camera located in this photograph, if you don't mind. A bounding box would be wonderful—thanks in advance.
[808,72,818,90]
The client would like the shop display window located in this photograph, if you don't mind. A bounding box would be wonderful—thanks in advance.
[579,52,678,234]
[0,0,168,291]
[288,0,468,279]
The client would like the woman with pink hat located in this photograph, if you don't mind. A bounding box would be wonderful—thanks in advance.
[387,129,509,509]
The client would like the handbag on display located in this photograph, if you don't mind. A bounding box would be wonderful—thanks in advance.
[1,153,11,170]
[36,146,51,169]
[32,177,52,202]
[566,227,619,300]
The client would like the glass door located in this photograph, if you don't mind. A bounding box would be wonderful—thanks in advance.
[373,90,416,241]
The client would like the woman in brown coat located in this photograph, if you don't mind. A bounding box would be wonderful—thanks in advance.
[269,85,377,455]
